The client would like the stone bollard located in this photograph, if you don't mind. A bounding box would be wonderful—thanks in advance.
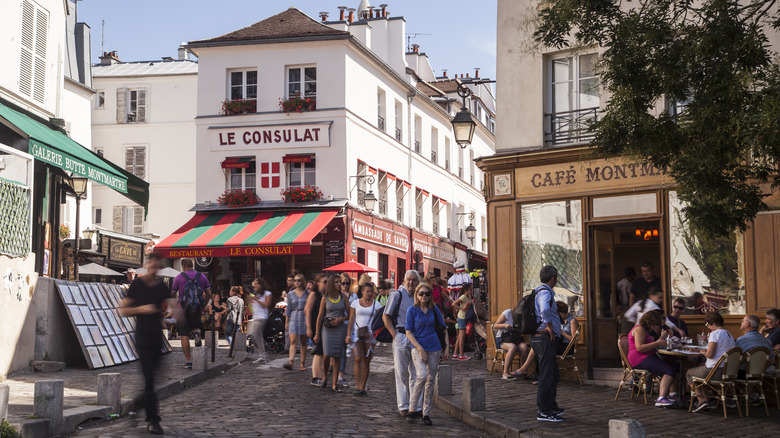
[462,376,485,412]
[97,373,121,414]
[192,346,208,371]
[204,331,216,347]
[0,383,9,420]
[435,365,452,396]
[34,379,64,435]
[231,332,247,357]
[609,419,646,438]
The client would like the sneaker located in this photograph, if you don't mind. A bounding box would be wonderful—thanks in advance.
[692,400,710,413]
[655,397,674,407]
[461,355,471,361]
[147,422,164,435]
[668,393,679,402]
[194,333,202,347]
[552,408,565,416]
[421,415,433,426]
[501,375,517,380]
[184,362,192,369]
[399,410,409,417]
[537,411,563,422]
[311,378,322,386]
[725,400,737,409]
[253,357,267,364]
[337,378,350,387]
[406,411,422,423]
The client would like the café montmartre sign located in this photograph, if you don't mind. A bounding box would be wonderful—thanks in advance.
[516,157,671,196]
[209,122,331,151]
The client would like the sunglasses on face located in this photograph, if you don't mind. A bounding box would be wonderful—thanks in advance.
[673,306,685,310]
[294,279,303,282]
[341,282,349,286]
[418,291,432,297]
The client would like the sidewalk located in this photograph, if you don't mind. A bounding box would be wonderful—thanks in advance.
[2,336,247,434]
[435,358,780,438]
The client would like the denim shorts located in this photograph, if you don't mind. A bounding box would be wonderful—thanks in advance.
[456,317,467,330]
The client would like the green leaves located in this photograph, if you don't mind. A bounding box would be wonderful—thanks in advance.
[535,0,780,236]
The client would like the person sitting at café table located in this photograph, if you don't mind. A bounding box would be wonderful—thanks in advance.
[736,314,776,374]
[686,311,736,413]
[493,308,530,380]
[666,298,689,337]
[629,310,679,407]
[759,308,780,354]
[557,301,579,355]
[624,288,685,338]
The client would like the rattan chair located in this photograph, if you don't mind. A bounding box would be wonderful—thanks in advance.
[557,328,582,385]
[763,367,780,411]
[735,346,771,417]
[616,335,658,405]
[486,322,505,375]
[688,347,743,419]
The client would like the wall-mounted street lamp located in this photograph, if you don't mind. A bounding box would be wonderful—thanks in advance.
[450,80,495,148]
[349,174,377,211]
[70,177,89,280]
[455,212,477,243]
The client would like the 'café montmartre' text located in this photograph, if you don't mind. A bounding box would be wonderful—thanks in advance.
[530,162,665,188]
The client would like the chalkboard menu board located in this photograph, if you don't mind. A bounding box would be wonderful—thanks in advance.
[324,240,345,268]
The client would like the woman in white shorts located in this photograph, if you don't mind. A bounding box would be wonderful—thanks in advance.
[346,282,381,396]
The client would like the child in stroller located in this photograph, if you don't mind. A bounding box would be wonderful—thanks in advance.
[263,306,286,353]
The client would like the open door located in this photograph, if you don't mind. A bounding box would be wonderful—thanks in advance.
[589,226,620,367]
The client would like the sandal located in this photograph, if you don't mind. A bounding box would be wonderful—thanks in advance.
[511,371,527,377]
[283,362,293,371]
[299,366,307,371]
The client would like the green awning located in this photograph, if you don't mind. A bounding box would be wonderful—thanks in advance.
[0,101,149,211]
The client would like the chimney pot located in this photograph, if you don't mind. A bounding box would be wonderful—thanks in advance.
[348,9,355,23]
[466,73,470,78]
[474,68,480,78]
[412,44,419,53]
[319,11,329,21]
[338,6,347,21]
[442,70,448,77]
[380,4,387,16]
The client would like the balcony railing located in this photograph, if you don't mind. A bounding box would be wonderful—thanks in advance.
[544,107,598,147]
[395,128,402,142]
[470,174,474,186]
[431,150,437,163]
[458,167,463,178]
[378,115,385,131]
[447,227,452,239]
[397,208,404,222]
[445,159,450,171]
[415,215,422,229]
[432,222,439,235]
[357,189,366,207]
[379,199,387,215]
[414,140,420,153]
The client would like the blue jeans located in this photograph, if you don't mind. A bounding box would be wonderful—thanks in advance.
[226,320,239,345]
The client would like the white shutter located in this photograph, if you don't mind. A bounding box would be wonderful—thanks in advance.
[32,8,47,103]
[136,88,147,122]
[134,147,146,179]
[19,1,35,97]
[124,147,134,174]
[133,207,144,234]
[116,88,127,123]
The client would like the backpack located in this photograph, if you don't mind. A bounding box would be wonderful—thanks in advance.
[178,271,205,314]
[372,289,401,343]
[513,285,555,335]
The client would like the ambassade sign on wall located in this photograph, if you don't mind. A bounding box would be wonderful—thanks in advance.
[209,122,331,151]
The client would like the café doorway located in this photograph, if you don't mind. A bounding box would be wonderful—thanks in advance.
[588,220,663,369]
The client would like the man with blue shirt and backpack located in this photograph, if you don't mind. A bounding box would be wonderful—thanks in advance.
[171,258,211,369]
[529,265,564,423]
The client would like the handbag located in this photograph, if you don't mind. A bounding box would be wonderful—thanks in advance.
[500,328,523,345]
[357,326,370,340]
[434,308,447,350]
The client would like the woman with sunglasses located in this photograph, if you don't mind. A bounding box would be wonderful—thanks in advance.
[315,275,350,392]
[305,274,328,386]
[338,273,355,386]
[666,298,689,337]
[405,282,448,426]
[346,282,381,396]
[284,274,309,371]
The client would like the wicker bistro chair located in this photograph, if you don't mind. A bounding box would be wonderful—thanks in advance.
[764,367,780,411]
[688,347,743,419]
[735,346,771,417]
[616,335,659,405]
[486,322,505,375]
[557,328,582,385]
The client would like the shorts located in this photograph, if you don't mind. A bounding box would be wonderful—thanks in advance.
[177,312,204,337]
[636,355,677,378]
[456,318,467,330]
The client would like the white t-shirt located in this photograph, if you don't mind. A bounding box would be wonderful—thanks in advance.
[706,328,736,368]
[496,308,513,339]
[251,291,273,320]
[351,299,380,343]
[623,299,678,331]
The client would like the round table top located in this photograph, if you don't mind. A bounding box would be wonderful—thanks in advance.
[657,346,705,357]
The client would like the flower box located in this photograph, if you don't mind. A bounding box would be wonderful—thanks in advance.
[221,99,256,115]
[217,189,260,207]
[279,94,316,113]
[280,185,323,202]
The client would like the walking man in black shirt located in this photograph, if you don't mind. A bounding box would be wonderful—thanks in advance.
[121,253,174,435]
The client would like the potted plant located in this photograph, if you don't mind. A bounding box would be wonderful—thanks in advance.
[279,93,316,113]
[280,185,323,202]
[221,99,257,115]
[59,225,71,240]
[217,189,260,207]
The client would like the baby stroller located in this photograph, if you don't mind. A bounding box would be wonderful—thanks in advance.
[464,301,488,360]
[263,307,286,353]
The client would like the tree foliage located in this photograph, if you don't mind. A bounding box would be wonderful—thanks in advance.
[534,0,780,236]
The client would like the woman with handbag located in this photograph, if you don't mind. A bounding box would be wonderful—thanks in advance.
[494,308,530,380]
[405,282,448,426]
[314,275,349,392]
[346,282,381,396]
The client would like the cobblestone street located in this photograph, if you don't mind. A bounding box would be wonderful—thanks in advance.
[71,345,489,437]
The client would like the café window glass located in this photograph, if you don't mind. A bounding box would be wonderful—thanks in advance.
[521,200,584,316]
[668,191,744,315]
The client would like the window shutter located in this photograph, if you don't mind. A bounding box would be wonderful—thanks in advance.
[116,88,127,123]
[112,206,122,232]
[32,8,47,103]
[134,147,146,179]
[125,148,135,174]
[137,88,147,122]
[133,207,144,234]
[19,1,34,97]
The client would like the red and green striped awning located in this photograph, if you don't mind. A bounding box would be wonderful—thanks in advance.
[155,210,338,258]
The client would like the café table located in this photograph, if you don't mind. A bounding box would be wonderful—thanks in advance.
[657,344,706,407]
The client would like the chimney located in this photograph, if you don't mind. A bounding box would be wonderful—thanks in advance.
[338,6,347,21]
[380,4,388,16]
[178,42,189,60]
[368,6,375,18]
[412,44,419,54]
[442,70,448,78]
[99,50,120,65]
[319,11,329,21]
[474,68,480,78]
[466,73,470,78]
[348,8,355,23]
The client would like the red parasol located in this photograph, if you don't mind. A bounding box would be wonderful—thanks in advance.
[323,261,379,274]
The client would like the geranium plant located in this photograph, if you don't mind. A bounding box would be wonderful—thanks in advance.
[217,189,260,207]
[59,225,71,239]
[279,93,316,113]
[221,98,256,115]
[280,185,323,202]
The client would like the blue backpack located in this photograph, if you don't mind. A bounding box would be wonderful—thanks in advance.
[179,271,205,314]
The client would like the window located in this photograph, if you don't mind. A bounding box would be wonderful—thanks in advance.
[116,88,147,123]
[124,146,146,179]
[95,148,104,157]
[396,180,405,222]
[93,208,102,225]
[95,90,105,109]
[469,149,475,186]
[444,138,451,171]
[229,161,256,192]
[378,171,388,216]
[432,199,440,235]
[415,189,424,229]
[287,159,315,188]
[546,53,599,146]
[287,66,316,99]
[394,101,402,142]
[666,95,690,117]
[458,147,464,178]
[114,206,144,235]
[357,161,367,207]
[430,127,438,164]
[377,88,386,131]
[229,69,258,101]
[413,115,422,153]
[19,0,48,103]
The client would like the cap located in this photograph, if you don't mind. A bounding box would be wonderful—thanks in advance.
[453,260,465,270]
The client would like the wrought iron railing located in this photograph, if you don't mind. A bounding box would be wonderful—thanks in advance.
[415,215,422,229]
[414,140,420,153]
[397,208,403,222]
[378,116,385,131]
[445,159,450,171]
[431,150,437,163]
[357,189,366,207]
[447,227,452,239]
[458,167,463,178]
[432,222,439,235]
[379,199,387,215]
[544,107,598,147]
[395,128,402,142]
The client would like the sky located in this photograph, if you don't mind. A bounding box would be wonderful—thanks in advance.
[74,0,498,80]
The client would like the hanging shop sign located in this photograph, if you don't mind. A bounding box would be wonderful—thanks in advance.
[209,122,331,151]
[352,219,409,252]
[109,240,144,266]
[412,239,455,264]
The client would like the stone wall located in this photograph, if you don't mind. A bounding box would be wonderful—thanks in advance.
[0,254,38,379]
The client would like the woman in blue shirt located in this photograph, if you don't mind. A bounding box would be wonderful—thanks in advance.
[405,282,448,426]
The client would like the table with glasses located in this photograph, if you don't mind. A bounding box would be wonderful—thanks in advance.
[657,344,707,406]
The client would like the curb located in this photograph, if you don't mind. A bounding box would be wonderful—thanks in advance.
[433,393,527,438]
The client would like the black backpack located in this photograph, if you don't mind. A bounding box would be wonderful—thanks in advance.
[178,271,205,314]
[513,285,555,335]
[372,289,401,343]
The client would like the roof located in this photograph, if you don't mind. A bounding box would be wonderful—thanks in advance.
[415,81,445,98]
[429,79,460,93]
[92,60,198,77]
[188,8,349,46]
